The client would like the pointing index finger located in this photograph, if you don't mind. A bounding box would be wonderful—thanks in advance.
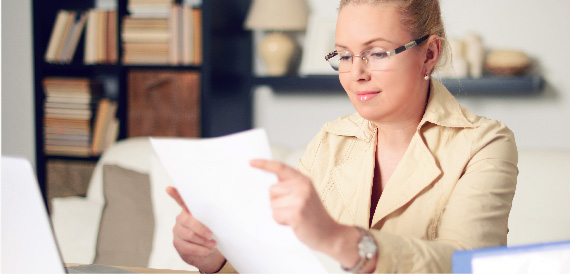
[166,186,189,213]
[250,159,298,180]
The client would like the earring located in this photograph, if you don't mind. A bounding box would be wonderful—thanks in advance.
[424,74,430,81]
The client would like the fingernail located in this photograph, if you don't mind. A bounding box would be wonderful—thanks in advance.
[209,240,217,248]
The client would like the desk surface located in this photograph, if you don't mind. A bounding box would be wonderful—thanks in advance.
[65,263,199,274]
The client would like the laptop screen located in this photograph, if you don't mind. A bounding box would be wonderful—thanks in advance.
[1,156,66,274]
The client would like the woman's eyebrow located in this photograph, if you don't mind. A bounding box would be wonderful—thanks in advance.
[335,37,398,50]
[364,37,398,46]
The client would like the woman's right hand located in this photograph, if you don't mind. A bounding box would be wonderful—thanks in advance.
[166,186,226,272]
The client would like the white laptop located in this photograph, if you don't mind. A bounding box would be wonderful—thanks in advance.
[1,157,135,274]
[1,156,67,274]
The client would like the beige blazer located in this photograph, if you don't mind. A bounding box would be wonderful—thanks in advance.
[298,80,518,273]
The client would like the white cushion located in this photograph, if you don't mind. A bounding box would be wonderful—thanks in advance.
[51,196,103,264]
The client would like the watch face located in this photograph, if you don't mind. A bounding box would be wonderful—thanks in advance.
[358,234,378,258]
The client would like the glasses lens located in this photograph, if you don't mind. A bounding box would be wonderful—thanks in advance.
[366,49,391,72]
[333,52,353,73]
[327,54,341,71]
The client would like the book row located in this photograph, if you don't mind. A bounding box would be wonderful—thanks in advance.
[44,4,202,65]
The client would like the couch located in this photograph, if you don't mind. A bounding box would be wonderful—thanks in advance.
[50,137,570,270]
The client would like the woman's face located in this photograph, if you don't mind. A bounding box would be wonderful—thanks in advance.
[335,3,431,126]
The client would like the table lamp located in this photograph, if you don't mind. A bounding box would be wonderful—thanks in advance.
[245,0,308,76]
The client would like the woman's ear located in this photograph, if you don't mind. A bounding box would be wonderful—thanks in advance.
[424,35,442,74]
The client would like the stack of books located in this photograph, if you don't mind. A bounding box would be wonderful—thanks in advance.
[44,10,88,64]
[122,16,170,64]
[84,9,118,64]
[43,77,97,157]
[122,0,202,65]
[43,78,119,157]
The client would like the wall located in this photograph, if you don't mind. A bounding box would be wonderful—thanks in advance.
[253,0,570,150]
[1,0,36,167]
[442,0,570,150]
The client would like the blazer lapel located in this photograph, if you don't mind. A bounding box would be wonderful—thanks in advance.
[370,133,442,227]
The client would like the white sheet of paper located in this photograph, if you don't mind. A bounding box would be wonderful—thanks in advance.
[150,129,329,273]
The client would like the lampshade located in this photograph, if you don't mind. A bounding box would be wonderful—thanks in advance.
[244,0,309,31]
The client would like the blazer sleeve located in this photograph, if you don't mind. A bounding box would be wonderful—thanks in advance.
[371,122,518,273]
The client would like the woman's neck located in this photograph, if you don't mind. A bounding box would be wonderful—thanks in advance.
[374,82,430,149]
[374,120,419,150]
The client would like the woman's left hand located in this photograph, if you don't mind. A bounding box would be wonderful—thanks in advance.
[250,159,341,253]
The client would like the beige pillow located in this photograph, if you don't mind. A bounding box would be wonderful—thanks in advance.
[93,165,154,267]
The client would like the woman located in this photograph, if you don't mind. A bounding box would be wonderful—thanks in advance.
[167,0,518,272]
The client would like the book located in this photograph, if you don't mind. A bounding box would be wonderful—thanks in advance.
[102,118,120,150]
[43,77,91,86]
[192,8,202,65]
[44,127,90,135]
[121,30,170,43]
[44,131,90,140]
[45,10,72,63]
[45,139,91,147]
[45,102,92,110]
[44,107,92,116]
[107,10,118,64]
[45,145,92,157]
[44,118,91,129]
[45,96,93,104]
[96,10,108,63]
[44,112,92,120]
[84,9,99,64]
[91,98,118,155]
[43,77,91,93]
[123,17,169,28]
[55,11,77,61]
[123,42,170,52]
[168,5,181,65]
[181,6,194,65]
[122,52,170,64]
[61,12,88,63]
[127,70,200,137]
[127,0,174,17]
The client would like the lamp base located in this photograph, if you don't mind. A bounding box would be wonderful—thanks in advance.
[260,32,295,76]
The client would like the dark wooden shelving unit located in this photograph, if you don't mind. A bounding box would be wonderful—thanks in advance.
[31,0,253,203]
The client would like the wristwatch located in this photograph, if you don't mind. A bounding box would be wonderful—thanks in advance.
[342,226,378,273]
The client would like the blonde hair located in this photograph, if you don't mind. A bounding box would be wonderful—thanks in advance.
[339,0,448,72]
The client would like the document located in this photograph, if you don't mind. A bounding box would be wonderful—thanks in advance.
[150,129,331,273]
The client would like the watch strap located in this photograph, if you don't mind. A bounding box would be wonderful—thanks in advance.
[341,226,377,273]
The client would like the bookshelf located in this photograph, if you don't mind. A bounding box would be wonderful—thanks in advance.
[32,0,253,203]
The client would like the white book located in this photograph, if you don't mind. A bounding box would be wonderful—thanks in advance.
[84,9,99,64]
[181,6,194,65]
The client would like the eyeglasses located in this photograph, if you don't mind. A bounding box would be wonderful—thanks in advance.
[325,35,429,73]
